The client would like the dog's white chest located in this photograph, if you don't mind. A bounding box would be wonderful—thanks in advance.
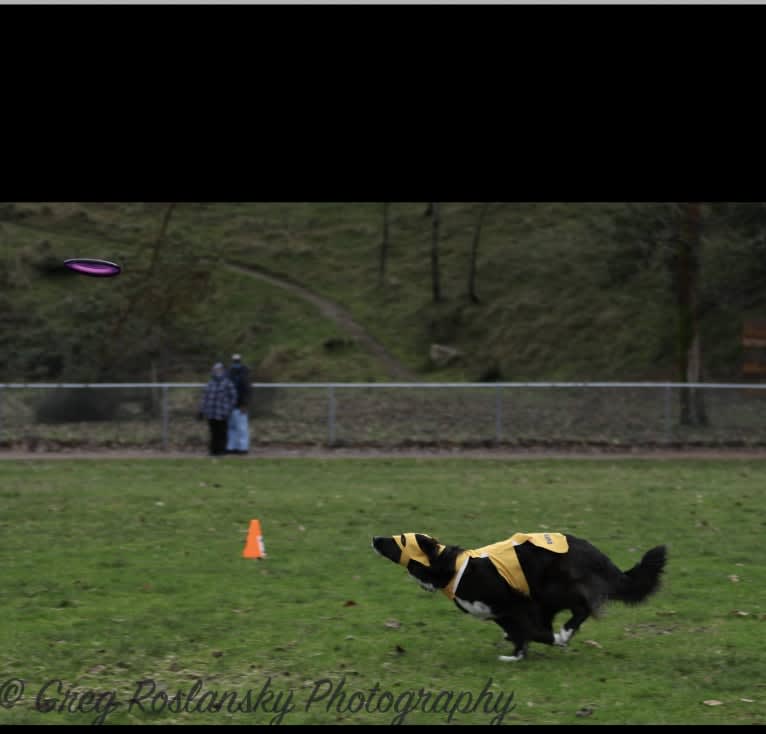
[455,596,496,620]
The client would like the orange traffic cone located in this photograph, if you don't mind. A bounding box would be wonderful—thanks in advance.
[243,519,267,559]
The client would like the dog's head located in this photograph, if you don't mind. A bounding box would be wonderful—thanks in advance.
[371,533,456,592]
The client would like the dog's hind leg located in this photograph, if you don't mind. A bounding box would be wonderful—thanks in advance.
[555,601,591,646]
[554,576,610,646]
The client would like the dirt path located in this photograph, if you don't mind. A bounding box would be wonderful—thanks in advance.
[224,261,417,381]
[3,447,766,460]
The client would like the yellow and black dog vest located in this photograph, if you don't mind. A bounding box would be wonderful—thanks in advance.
[394,533,445,568]
[394,532,568,599]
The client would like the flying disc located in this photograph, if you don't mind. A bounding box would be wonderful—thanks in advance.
[64,258,122,277]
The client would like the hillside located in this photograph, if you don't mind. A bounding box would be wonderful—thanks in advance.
[0,202,761,384]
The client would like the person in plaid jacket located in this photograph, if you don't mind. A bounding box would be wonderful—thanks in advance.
[198,362,237,456]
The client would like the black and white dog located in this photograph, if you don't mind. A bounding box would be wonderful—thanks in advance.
[371,531,666,661]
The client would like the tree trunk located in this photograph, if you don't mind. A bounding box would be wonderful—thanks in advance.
[677,202,708,426]
[677,209,692,425]
[468,203,489,303]
[687,330,709,425]
[100,203,177,377]
[378,202,390,287]
[149,203,176,272]
[430,202,441,302]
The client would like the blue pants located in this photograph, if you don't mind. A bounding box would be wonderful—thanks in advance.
[227,408,250,452]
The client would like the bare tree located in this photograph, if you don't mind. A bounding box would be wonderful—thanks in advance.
[595,202,710,426]
[676,202,708,426]
[468,202,489,303]
[99,203,178,377]
[149,203,176,271]
[430,202,442,302]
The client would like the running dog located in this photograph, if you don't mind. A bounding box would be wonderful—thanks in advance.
[371,531,666,661]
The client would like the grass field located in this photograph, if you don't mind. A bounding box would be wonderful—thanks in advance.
[1,457,764,725]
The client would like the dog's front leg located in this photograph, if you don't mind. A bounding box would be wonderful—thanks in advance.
[495,618,530,662]
[500,615,563,661]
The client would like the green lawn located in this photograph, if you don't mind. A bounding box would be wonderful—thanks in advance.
[0,458,764,724]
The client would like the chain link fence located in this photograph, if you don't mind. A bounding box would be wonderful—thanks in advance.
[1,382,765,452]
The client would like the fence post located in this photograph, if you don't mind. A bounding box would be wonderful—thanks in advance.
[0,386,3,444]
[161,385,169,451]
[664,384,672,444]
[495,385,503,443]
[327,385,336,446]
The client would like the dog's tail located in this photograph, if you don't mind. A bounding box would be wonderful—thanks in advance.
[612,545,667,604]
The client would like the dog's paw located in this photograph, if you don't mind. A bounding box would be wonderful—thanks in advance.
[498,654,524,662]
[554,627,574,647]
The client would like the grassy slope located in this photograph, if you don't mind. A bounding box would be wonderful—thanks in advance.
[0,458,764,724]
[0,202,752,382]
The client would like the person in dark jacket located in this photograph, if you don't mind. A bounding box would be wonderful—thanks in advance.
[198,362,237,456]
[226,353,252,454]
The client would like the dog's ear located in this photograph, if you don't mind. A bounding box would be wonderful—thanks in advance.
[415,533,442,562]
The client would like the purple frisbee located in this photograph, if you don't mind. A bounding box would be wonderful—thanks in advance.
[64,258,122,277]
